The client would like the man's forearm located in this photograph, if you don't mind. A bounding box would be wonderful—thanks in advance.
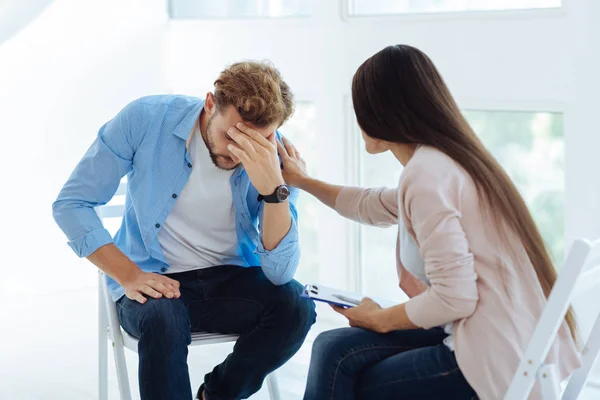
[261,203,292,251]
[88,243,141,286]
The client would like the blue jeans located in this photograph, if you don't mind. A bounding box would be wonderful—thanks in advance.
[116,265,316,400]
[303,327,476,400]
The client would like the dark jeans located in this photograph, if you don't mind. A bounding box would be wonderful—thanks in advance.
[303,327,476,400]
[116,265,317,400]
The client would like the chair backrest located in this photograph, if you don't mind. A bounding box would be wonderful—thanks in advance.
[95,181,128,342]
[505,238,600,400]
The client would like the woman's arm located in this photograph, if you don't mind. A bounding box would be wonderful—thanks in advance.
[333,298,419,333]
[294,177,343,209]
[278,138,398,227]
[336,162,479,332]
[400,163,479,329]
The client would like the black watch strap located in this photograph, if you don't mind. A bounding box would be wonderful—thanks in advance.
[257,185,290,203]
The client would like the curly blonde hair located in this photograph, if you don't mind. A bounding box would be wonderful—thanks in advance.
[213,60,294,128]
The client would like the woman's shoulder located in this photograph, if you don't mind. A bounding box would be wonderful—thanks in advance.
[400,145,469,191]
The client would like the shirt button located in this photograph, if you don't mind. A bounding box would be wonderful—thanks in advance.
[160,267,167,272]
[172,193,177,199]
[187,163,192,168]
[155,223,161,228]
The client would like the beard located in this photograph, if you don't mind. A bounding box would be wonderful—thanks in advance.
[204,115,238,171]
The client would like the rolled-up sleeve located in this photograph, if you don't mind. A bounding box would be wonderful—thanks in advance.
[256,186,301,285]
[52,99,144,257]
[401,168,479,329]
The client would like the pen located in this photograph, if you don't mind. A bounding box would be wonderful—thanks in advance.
[332,294,361,306]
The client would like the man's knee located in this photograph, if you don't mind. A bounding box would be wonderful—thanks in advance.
[137,297,191,344]
[269,280,317,335]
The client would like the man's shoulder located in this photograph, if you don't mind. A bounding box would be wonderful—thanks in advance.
[123,94,204,132]
[135,94,203,111]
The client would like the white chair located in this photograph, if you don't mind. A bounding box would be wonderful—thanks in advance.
[505,238,600,399]
[96,181,282,400]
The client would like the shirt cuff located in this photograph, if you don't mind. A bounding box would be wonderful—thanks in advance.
[67,228,114,258]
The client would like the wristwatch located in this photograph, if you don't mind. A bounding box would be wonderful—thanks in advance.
[258,185,291,203]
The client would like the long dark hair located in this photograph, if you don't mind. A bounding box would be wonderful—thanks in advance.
[352,44,577,342]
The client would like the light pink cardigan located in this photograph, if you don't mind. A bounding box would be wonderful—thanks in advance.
[335,145,580,399]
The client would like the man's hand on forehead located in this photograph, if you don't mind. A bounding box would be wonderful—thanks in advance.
[231,122,274,141]
[226,122,283,196]
[227,123,278,153]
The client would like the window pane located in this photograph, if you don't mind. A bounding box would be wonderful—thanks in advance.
[169,0,312,19]
[359,150,407,302]
[359,110,564,298]
[348,0,561,16]
[279,102,319,284]
[465,110,564,264]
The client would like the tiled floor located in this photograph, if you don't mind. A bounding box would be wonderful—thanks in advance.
[1,287,599,399]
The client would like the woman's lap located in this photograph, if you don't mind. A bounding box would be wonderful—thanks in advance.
[356,340,475,399]
[303,327,476,400]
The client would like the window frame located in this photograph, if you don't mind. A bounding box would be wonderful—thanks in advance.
[167,0,313,20]
[342,0,568,22]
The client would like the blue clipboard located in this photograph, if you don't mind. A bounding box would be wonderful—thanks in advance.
[300,283,362,308]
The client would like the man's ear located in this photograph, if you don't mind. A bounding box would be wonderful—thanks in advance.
[204,92,216,116]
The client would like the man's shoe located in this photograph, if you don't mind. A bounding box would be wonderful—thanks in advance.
[195,384,206,400]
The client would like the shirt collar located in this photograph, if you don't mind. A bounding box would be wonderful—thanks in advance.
[172,99,205,150]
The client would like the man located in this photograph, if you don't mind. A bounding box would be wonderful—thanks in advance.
[52,61,316,400]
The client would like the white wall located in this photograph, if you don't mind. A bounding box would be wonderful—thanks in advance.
[564,0,600,248]
[566,0,600,379]
[0,0,169,297]
[0,1,169,396]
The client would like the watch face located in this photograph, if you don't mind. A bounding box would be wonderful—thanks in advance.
[276,185,290,201]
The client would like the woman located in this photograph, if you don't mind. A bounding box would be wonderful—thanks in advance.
[276,45,580,399]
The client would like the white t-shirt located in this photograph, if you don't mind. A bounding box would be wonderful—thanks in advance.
[157,127,245,273]
[399,213,455,351]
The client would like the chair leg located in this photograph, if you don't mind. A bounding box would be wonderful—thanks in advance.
[99,277,109,400]
[112,339,133,400]
[266,371,282,400]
